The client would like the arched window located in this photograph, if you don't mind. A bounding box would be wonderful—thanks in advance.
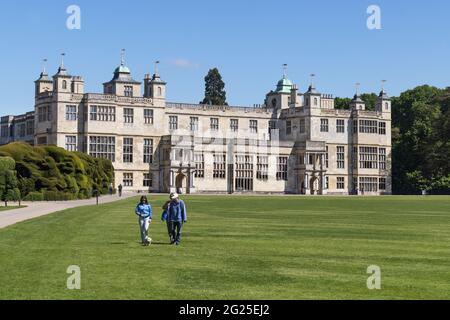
[62,80,67,90]
[385,102,389,110]
[158,87,162,96]
[314,98,318,106]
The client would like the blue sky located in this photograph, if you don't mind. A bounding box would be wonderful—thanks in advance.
[0,0,449,114]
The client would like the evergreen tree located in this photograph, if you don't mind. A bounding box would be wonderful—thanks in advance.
[200,68,228,106]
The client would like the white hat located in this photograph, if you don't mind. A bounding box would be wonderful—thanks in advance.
[170,193,179,200]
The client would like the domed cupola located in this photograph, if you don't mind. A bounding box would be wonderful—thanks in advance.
[276,75,293,94]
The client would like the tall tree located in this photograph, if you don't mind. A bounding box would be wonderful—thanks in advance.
[200,68,228,106]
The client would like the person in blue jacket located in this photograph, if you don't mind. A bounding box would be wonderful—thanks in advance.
[135,196,153,246]
[167,193,187,246]
[161,200,172,243]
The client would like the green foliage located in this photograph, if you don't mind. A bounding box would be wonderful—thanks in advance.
[23,192,44,202]
[0,142,115,201]
[200,68,227,106]
[392,85,450,194]
[0,157,21,204]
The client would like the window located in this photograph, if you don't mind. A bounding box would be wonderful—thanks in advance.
[359,177,378,192]
[320,119,329,132]
[62,80,67,90]
[124,86,133,97]
[379,148,387,170]
[250,120,258,133]
[325,147,329,168]
[337,177,345,190]
[298,153,305,165]
[190,117,199,132]
[379,178,387,191]
[325,176,329,189]
[26,121,34,136]
[359,147,378,169]
[336,119,345,133]
[286,121,292,135]
[89,136,115,162]
[123,138,133,163]
[18,124,26,137]
[337,146,345,169]
[359,120,378,134]
[38,106,50,122]
[144,109,154,124]
[353,120,358,133]
[210,118,219,131]
[230,119,239,132]
[194,153,205,178]
[379,122,386,135]
[385,102,389,110]
[213,153,226,179]
[124,108,134,124]
[276,157,288,181]
[169,116,178,130]
[144,139,153,164]
[1,125,8,138]
[65,136,77,152]
[235,155,254,191]
[66,105,77,121]
[123,173,133,187]
[314,98,318,106]
[257,156,269,180]
[299,119,306,134]
[37,136,48,145]
[269,121,276,139]
[143,173,152,188]
[90,106,116,122]
[352,146,358,169]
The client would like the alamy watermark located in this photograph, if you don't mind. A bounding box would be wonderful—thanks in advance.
[367,5,382,30]
[67,265,81,290]
[66,5,81,30]
[367,265,381,290]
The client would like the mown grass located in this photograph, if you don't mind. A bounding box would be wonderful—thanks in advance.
[0,195,449,300]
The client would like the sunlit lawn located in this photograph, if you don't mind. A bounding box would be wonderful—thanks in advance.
[0,195,449,300]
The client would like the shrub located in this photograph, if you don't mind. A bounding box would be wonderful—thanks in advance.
[0,142,115,201]
[23,192,44,202]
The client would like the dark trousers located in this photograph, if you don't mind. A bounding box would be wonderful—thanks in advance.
[169,221,183,244]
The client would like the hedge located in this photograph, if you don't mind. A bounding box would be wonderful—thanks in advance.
[0,142,115,201]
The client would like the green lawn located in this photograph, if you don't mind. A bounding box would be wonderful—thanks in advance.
[0,195,449,300]
[0,206,23,212]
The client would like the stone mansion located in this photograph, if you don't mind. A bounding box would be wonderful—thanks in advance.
[0,56,392,195]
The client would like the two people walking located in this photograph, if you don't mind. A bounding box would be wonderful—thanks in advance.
[135,193,187,246]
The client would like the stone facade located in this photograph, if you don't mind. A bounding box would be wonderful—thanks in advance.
[0,58,392,195]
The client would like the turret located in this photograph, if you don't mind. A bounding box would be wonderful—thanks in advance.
[53,54,72,93]
[376,81,391,116]
[144,61,166,100]
[35,59,53,96]
[350,83,365,111]
[303,74,321,108]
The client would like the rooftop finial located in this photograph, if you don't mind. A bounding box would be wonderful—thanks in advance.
[121,49,126,66]
[381,80,387,92]
[356,82,361,96]
[310,74,316,87]
[42,58,48,74]
[282,64,288,78]
[155,60,160,76]
[60,53,66,68]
